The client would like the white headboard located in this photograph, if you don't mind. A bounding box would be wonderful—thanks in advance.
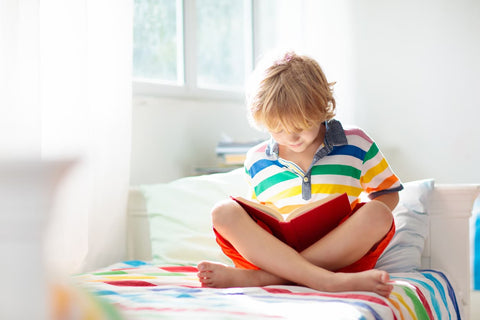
[126,183,480,318]
[422,184,480,317]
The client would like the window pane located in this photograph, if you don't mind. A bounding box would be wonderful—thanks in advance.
[133,0,180,84]
[196,0,245,90]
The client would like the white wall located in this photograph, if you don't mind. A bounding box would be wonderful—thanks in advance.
[130,96,266,184]
[348,0,480,183]
[130,0,480,185]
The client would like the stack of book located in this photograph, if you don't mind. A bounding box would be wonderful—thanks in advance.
[215,140,261,165]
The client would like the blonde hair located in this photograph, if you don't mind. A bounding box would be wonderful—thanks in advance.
[247,51,336,133]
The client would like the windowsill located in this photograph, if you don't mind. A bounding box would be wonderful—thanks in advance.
[133,80,245,102]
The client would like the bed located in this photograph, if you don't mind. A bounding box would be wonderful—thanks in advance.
[74,168,480,319]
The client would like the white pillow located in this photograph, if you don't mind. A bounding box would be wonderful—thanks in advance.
[375,179,434,273]
[141,168,246,266]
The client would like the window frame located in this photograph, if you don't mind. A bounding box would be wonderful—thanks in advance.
[133,0,254,101]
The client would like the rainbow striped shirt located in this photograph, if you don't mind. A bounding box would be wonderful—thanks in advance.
[244,120,403,214]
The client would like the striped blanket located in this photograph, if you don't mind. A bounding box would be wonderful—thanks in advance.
[74,260,462,320]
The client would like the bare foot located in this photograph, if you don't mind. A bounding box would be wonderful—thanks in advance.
[198,261,392,297]
[320,269,393,298]
[197,261,287,288]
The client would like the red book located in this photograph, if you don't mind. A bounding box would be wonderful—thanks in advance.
[232,193,353,252]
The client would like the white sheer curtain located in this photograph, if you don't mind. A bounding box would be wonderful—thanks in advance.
[0,0,132,273]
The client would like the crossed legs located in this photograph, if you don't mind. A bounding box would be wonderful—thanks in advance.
[197,198,395,297]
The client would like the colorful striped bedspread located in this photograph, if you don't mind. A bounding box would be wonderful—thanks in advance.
[74,260,462,320]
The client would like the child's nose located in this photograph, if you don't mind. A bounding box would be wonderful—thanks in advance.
[289,133,300,141]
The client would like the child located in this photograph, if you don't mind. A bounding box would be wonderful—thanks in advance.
[197,52,402,297]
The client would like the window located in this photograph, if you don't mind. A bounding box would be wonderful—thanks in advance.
[133,0,304,99]
[133,0,253,99]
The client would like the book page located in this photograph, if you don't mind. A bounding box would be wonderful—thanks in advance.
[234,193,347,222]
[233,197,285,221]
[286,193,345,221]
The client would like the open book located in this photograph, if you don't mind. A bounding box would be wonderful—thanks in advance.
[232,193,353,252]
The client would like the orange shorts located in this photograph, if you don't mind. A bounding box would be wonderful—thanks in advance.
[214,203,395,273]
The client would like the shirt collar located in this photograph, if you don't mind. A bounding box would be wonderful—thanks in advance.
[323,119,348,150]
[265,119,347,159]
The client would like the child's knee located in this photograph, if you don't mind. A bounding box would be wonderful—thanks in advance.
[359,202,393,235]
[370,203,394,234]
[211,199,244,228]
